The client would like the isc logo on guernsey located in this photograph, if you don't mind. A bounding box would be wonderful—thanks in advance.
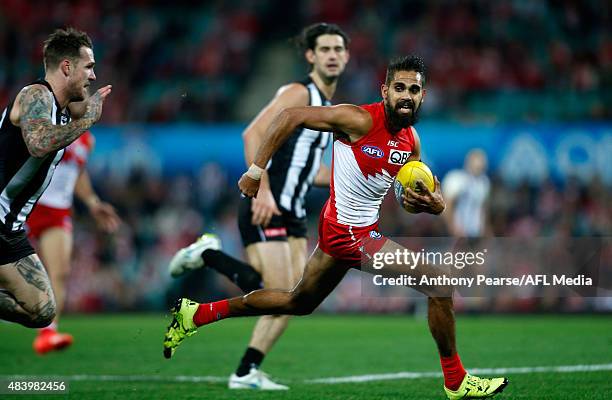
[361,145,384,159]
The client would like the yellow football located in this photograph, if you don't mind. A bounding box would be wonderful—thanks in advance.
[393,161,435,213]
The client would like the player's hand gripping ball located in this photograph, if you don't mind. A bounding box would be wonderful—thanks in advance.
[393,161,435,213]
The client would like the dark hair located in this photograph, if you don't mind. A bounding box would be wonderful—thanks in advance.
[295,22,349,52]
[385,55,426,85]
[43,27,93,71]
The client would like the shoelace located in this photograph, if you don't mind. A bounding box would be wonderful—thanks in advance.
[168,314,192,339]
[165,319,181,342]
[466,375,490,392]
[254,369,279,383]
[255,370,270,379]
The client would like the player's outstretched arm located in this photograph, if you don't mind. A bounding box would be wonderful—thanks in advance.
[242,84,309,167]
[75,169,121,233]
[256,104,372,168]
[238,104,371,197]
[242,84,308,224]
[19,85,111,157]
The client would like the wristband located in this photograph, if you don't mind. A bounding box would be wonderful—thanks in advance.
[246,164,264,180]
[86,196,100,209]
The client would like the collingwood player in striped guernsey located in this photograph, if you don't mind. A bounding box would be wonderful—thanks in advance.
[0,28,110,329]
[167,23,349,389]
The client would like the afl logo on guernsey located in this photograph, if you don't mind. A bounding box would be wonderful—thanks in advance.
[361,145,384,159]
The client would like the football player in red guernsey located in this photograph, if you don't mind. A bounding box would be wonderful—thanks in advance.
[27,131,120,354]
[164,56,508,399]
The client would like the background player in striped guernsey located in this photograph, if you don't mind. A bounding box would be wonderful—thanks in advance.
[27,130,121,354]
[442,149,490,238]
[164,56,508,399]
[0,28,111,330]
[441,149,490,310]
[167,23,350,390]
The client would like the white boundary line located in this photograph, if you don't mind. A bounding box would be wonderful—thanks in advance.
[1,363,611,385]
[307,363,612,384]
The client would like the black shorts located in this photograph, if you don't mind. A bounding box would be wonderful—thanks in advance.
[238,196,308,247]
[0,228,35,265]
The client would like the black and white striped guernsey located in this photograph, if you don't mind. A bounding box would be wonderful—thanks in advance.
[0,79,69,232]
[267,77,332,219]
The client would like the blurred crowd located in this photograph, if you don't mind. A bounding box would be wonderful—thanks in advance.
[64,162,611,314]
[1,0,609,313]
[380,176,612,238]
[1,0,610,122]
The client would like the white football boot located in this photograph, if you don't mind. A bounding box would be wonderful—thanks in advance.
[168,234,221,277]
[228,367,289,390]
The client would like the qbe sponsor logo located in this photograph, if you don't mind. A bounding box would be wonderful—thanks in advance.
[388,149,411,165]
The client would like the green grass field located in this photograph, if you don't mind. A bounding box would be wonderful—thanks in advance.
[1,314,611,399]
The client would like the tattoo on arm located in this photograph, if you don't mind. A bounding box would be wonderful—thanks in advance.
[82,91,103,120]
[19,85,99,157]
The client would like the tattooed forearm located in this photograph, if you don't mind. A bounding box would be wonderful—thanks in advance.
[18,85,97,157]
[82,91,103,120]
[14,256,53,294]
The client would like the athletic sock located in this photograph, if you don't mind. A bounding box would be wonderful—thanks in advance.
[193,300,230,327]
[440,353,467,391]
[39,322,58,334]
[202,249,263,293]
[235,347,265,377]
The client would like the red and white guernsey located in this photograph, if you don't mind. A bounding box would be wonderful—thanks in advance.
[325,102,415,226]
[37,131,94,209]
[319,102,416,265]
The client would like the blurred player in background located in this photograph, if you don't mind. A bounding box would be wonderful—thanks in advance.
[27,130,120,354]
[164,56,508,399]
[442,149,490,310]
[168,23,350,390]
[442,149,490,238]
[0,28,111,329]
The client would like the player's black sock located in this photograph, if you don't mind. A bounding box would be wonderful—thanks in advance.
[236,347,265,377]
[201,250,262,293]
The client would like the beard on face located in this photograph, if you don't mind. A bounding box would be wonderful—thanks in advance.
[384,98,420,129]
[72,93,85,102]
[68,78,88,102]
